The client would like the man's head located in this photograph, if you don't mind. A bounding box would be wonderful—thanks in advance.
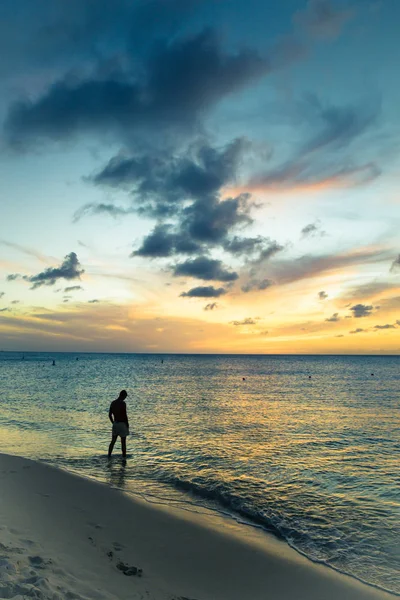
[118,390,128,400]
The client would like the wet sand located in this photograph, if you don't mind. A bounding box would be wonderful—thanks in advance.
[0,453,395,600]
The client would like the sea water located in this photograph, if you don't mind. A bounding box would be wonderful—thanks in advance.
[0,352,399,594]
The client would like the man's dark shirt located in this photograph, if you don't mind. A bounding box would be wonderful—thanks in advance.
[109,400,128,426]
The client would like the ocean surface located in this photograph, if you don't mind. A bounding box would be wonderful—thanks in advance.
[0,352,399,594]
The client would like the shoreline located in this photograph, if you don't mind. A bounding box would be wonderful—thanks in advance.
[0,452,396,600]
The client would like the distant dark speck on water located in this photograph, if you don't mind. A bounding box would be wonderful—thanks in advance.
[242,377,246,381]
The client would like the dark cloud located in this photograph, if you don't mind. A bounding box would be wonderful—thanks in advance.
[92,137,249,202]
[0,0,200,77]
[132,224,202,258]
[350,328,365,334]
[173,257,238,282]
[222,235,266,256]
[88,299,100,303]
[182,192,253,245]
[204,302,218,311]
[350,303,374,318]
[90,139,257,270]
[301,221,326,238]
[5,30,269,147]
[374,323,397,330]
[64,285,83,292]
[390,254,400,272]
[231,317,257,326]
[318,291,328,300]
[11,300,20,305]
[180,286,226,298]
[294,0,353,40]
[241,278,274,293]
[325,313,339,322]
[24,252,84,289]
[0,307,9,312]
[336,334,344,338]
[6,274,21,281]
[0,292,4,298]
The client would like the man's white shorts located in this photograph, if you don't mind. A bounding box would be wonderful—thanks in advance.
[112,422,129,438]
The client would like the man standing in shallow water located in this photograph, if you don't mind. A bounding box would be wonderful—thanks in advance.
[108,390,129,458]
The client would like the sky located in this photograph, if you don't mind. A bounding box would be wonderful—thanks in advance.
[0,0,399,354]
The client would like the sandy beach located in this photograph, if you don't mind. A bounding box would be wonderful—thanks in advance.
[0,453,395,600]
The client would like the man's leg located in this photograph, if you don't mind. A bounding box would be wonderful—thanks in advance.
[121,436,127,458]
[108,435,118,457]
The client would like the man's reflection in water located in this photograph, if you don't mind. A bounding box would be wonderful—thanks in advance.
[106,457,127,489]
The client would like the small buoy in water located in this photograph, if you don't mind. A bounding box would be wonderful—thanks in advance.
[371,373,374,376]
[242,377,246,381]
[309,375,312,379]
[52,360,55,366]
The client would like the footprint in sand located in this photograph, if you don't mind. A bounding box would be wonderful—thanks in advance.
[112,541,124,551]
[116,561,143,577]
[29,555,53,569]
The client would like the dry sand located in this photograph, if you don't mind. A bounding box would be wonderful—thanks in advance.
[0,453,395,600]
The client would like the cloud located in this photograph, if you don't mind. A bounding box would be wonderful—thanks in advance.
[340,280,399,302]
[88,299,100,303]
[0,239,50,263]
[173,257,238,282]
[374,323,397,330]
[301,221,326,238]
[325,313,340,322]
[132,224,202,258]
[222,235,267,256]
[11,300,20,305]
[266,248,389,286]
[350,328,365,334]
[0,292,4,298]
[73,203,133,223]
[318,291,328,300]
[180,286,226,298]
[0,307,9,312]
[294,0,353,40]
[243,97,380,195]
[231,318,257,326]
[23,252,84,289]
[5,29,269,148]
[64,285,83,292]
[350,303,374,318]
[204,302,218,311]
[6,274,21,281]
[241,278,274,293]
[390,254,400,273]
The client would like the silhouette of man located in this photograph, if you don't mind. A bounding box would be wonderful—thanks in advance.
[108,390,129,458]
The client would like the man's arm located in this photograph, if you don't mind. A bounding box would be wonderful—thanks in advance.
[109,403,114,424]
